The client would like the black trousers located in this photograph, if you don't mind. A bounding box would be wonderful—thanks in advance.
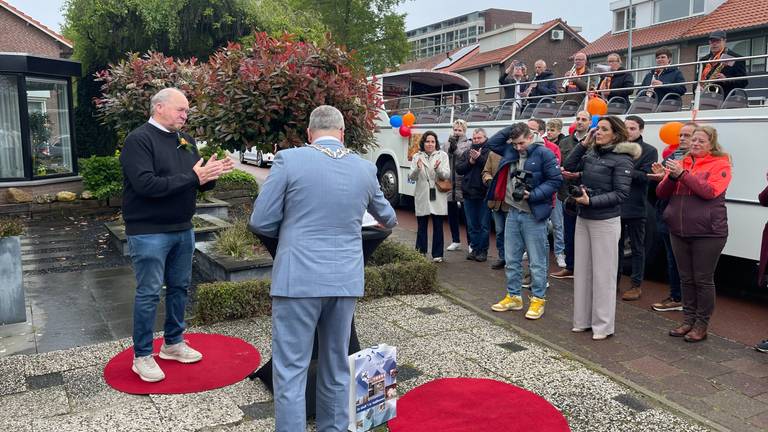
[617,217,646,287]
[416,214,444,258]
[447,201,465,244]
[670,235,727,327]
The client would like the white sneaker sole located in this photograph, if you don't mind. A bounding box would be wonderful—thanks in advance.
[491,304,523,312]
[158,351,203,364]
[131,364,165,382]
[525,313,544,320]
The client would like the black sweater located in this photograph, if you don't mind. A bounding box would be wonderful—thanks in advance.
[120,123,214,235]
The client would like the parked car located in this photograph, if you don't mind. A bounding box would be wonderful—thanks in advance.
[239,144,275,168]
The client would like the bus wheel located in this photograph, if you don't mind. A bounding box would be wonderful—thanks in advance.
[379,161,400,207]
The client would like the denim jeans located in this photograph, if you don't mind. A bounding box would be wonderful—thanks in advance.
[617,217,646,287]
[128,229,195,357]
[563,210,577,271]
[463,198,490,254]
[491,209,507,259]
[416,214,444,258]
[504,208,549,298]
[550,199,565,256]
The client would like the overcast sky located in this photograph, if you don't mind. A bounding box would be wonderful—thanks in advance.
[7,0,613,42]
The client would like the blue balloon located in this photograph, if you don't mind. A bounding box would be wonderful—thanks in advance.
[390,115,403,128]
[590,114,600,129]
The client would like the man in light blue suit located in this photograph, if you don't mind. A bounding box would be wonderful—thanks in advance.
[249,105,397,432]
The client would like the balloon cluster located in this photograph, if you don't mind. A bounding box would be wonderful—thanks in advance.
[390,112,416,137]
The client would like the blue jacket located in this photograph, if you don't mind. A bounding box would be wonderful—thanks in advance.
[249,138,397,298]
[485,127,563,221]
[640,67,686,102]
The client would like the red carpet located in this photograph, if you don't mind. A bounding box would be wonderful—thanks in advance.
[103,333,260,394]
[388,377,570,432]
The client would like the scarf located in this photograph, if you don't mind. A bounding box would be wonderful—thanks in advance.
[700,49,724,80]
[567,66,587,90]
[599,75,612,90]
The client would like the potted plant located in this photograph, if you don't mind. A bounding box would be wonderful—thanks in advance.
[0,217,26,324]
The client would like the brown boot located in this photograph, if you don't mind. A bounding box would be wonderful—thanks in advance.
[684,325,708,342]
[669,323,693,337]
[622,286,642,301]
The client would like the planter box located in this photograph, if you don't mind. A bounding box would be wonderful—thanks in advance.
[194,240,272,282]
[0,236,25,324]
[195,197,231,220]
[105,214,233,256]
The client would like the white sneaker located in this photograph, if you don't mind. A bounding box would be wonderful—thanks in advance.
[432,257,444,263]
[159,340,203,363]
[447,242,461,251]
[132,355,165,382]
[556,254,566,268]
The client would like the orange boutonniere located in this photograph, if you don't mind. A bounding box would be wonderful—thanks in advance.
[176,133,196,153]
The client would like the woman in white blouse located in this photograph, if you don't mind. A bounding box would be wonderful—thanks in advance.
[409,131,450,262]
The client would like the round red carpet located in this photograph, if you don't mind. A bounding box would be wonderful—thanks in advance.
[387,377,570,432]
[103,333,260,394]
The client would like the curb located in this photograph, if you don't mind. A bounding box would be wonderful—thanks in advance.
[438,281,730,432]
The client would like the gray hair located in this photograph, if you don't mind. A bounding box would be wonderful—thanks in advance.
[150,88,185,115]
[473,128,487,137]
[308,105,345,131]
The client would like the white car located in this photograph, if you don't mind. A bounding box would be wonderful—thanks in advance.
[239,145,275,167]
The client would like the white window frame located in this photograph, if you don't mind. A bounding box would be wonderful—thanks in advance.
[613,6,636,33]
[653,0,706,25]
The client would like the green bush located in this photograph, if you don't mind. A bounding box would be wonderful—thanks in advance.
[217,169,259,195]
[0,217,24,238]
[195,279,272,324]
[80,155,123,200]
[194,240,438,324]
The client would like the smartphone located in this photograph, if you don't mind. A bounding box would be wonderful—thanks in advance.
[471,143,482,150]
[429,188,436,201]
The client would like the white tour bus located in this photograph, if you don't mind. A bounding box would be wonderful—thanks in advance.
[363,58,768,280]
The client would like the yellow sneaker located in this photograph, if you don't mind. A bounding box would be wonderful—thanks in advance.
[491,294,523,312]
[525,296,546,320]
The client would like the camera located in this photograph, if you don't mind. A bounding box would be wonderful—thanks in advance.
[568,184,592,198]
[511,169,532,201]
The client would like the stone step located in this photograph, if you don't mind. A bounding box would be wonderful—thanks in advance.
[22,248,113,263]
[22,254,123,273]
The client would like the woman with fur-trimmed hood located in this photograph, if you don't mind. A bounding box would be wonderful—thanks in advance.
[562,116,641,340]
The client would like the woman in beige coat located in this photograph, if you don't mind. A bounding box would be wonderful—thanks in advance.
[409,131,450,262]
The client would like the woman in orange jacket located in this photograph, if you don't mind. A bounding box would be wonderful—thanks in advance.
[655,125,732,342]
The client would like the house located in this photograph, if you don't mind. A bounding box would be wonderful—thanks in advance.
[0,0,73,58]
[400,19,587,104]
[582,0,768,95]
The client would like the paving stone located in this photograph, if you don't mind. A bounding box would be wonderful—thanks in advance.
[205,378,273,407]
[671,355,733,379]
[239,401,273,420]
[62,365,144,412]
[702,389,768,419]
[32,397,164,432]
[721,357,768,378]
[747,409,768,430]
[0,416,32,432]
[25,340,125,375]
[0,387,69,420]
[710,372,768,397]
[151,390,244,431]
[0,354,28,396]
[25,372,63,390]
[621,355,683,379]
[655,372,721,397]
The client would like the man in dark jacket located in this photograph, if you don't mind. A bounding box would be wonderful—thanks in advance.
[697,30,747,97]
[499,63,529,108]
[640,47,686,103]
[485,123,562,320]
[597,53,635,105]
[619,116,658,301]
[456,128,491,262]
[524,60,559,105]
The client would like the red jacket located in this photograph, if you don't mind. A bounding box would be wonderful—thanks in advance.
[543,137,562,163]
[656,152,732,237]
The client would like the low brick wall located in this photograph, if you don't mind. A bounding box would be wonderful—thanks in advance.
[0,178,84,205]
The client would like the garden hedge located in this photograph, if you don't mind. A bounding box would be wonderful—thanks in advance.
[194,240,437,324]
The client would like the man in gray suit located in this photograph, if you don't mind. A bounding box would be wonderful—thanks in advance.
[249,105,397,432]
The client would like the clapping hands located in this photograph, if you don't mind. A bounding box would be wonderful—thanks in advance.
[193,154,235,185]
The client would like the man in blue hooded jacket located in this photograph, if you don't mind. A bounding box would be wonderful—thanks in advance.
[485,123,562,319]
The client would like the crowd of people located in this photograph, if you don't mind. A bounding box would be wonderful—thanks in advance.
[499,30,747,109]
[410,110,736,343]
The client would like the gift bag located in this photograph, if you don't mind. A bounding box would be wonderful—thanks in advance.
[348,344,398,432]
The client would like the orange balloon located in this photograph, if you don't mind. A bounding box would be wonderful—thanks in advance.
[586,97,608,116]
[402,112,416,127]
[659,122,684,146]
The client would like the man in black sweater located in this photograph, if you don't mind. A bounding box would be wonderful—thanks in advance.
[120,88,234,382]
[619,115,658,301]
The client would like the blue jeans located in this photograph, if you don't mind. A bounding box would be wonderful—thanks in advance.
[491,209,507,259]
[550,199,565,256]
[463,198,490,253]
[504,208,549,298]
[128,229,195,358]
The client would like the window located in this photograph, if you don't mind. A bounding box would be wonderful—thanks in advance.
[613,7,636,32]
[26,77,72,178]
[697,38,767,72]
[654,0,705,23]
[0,75,23,179]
